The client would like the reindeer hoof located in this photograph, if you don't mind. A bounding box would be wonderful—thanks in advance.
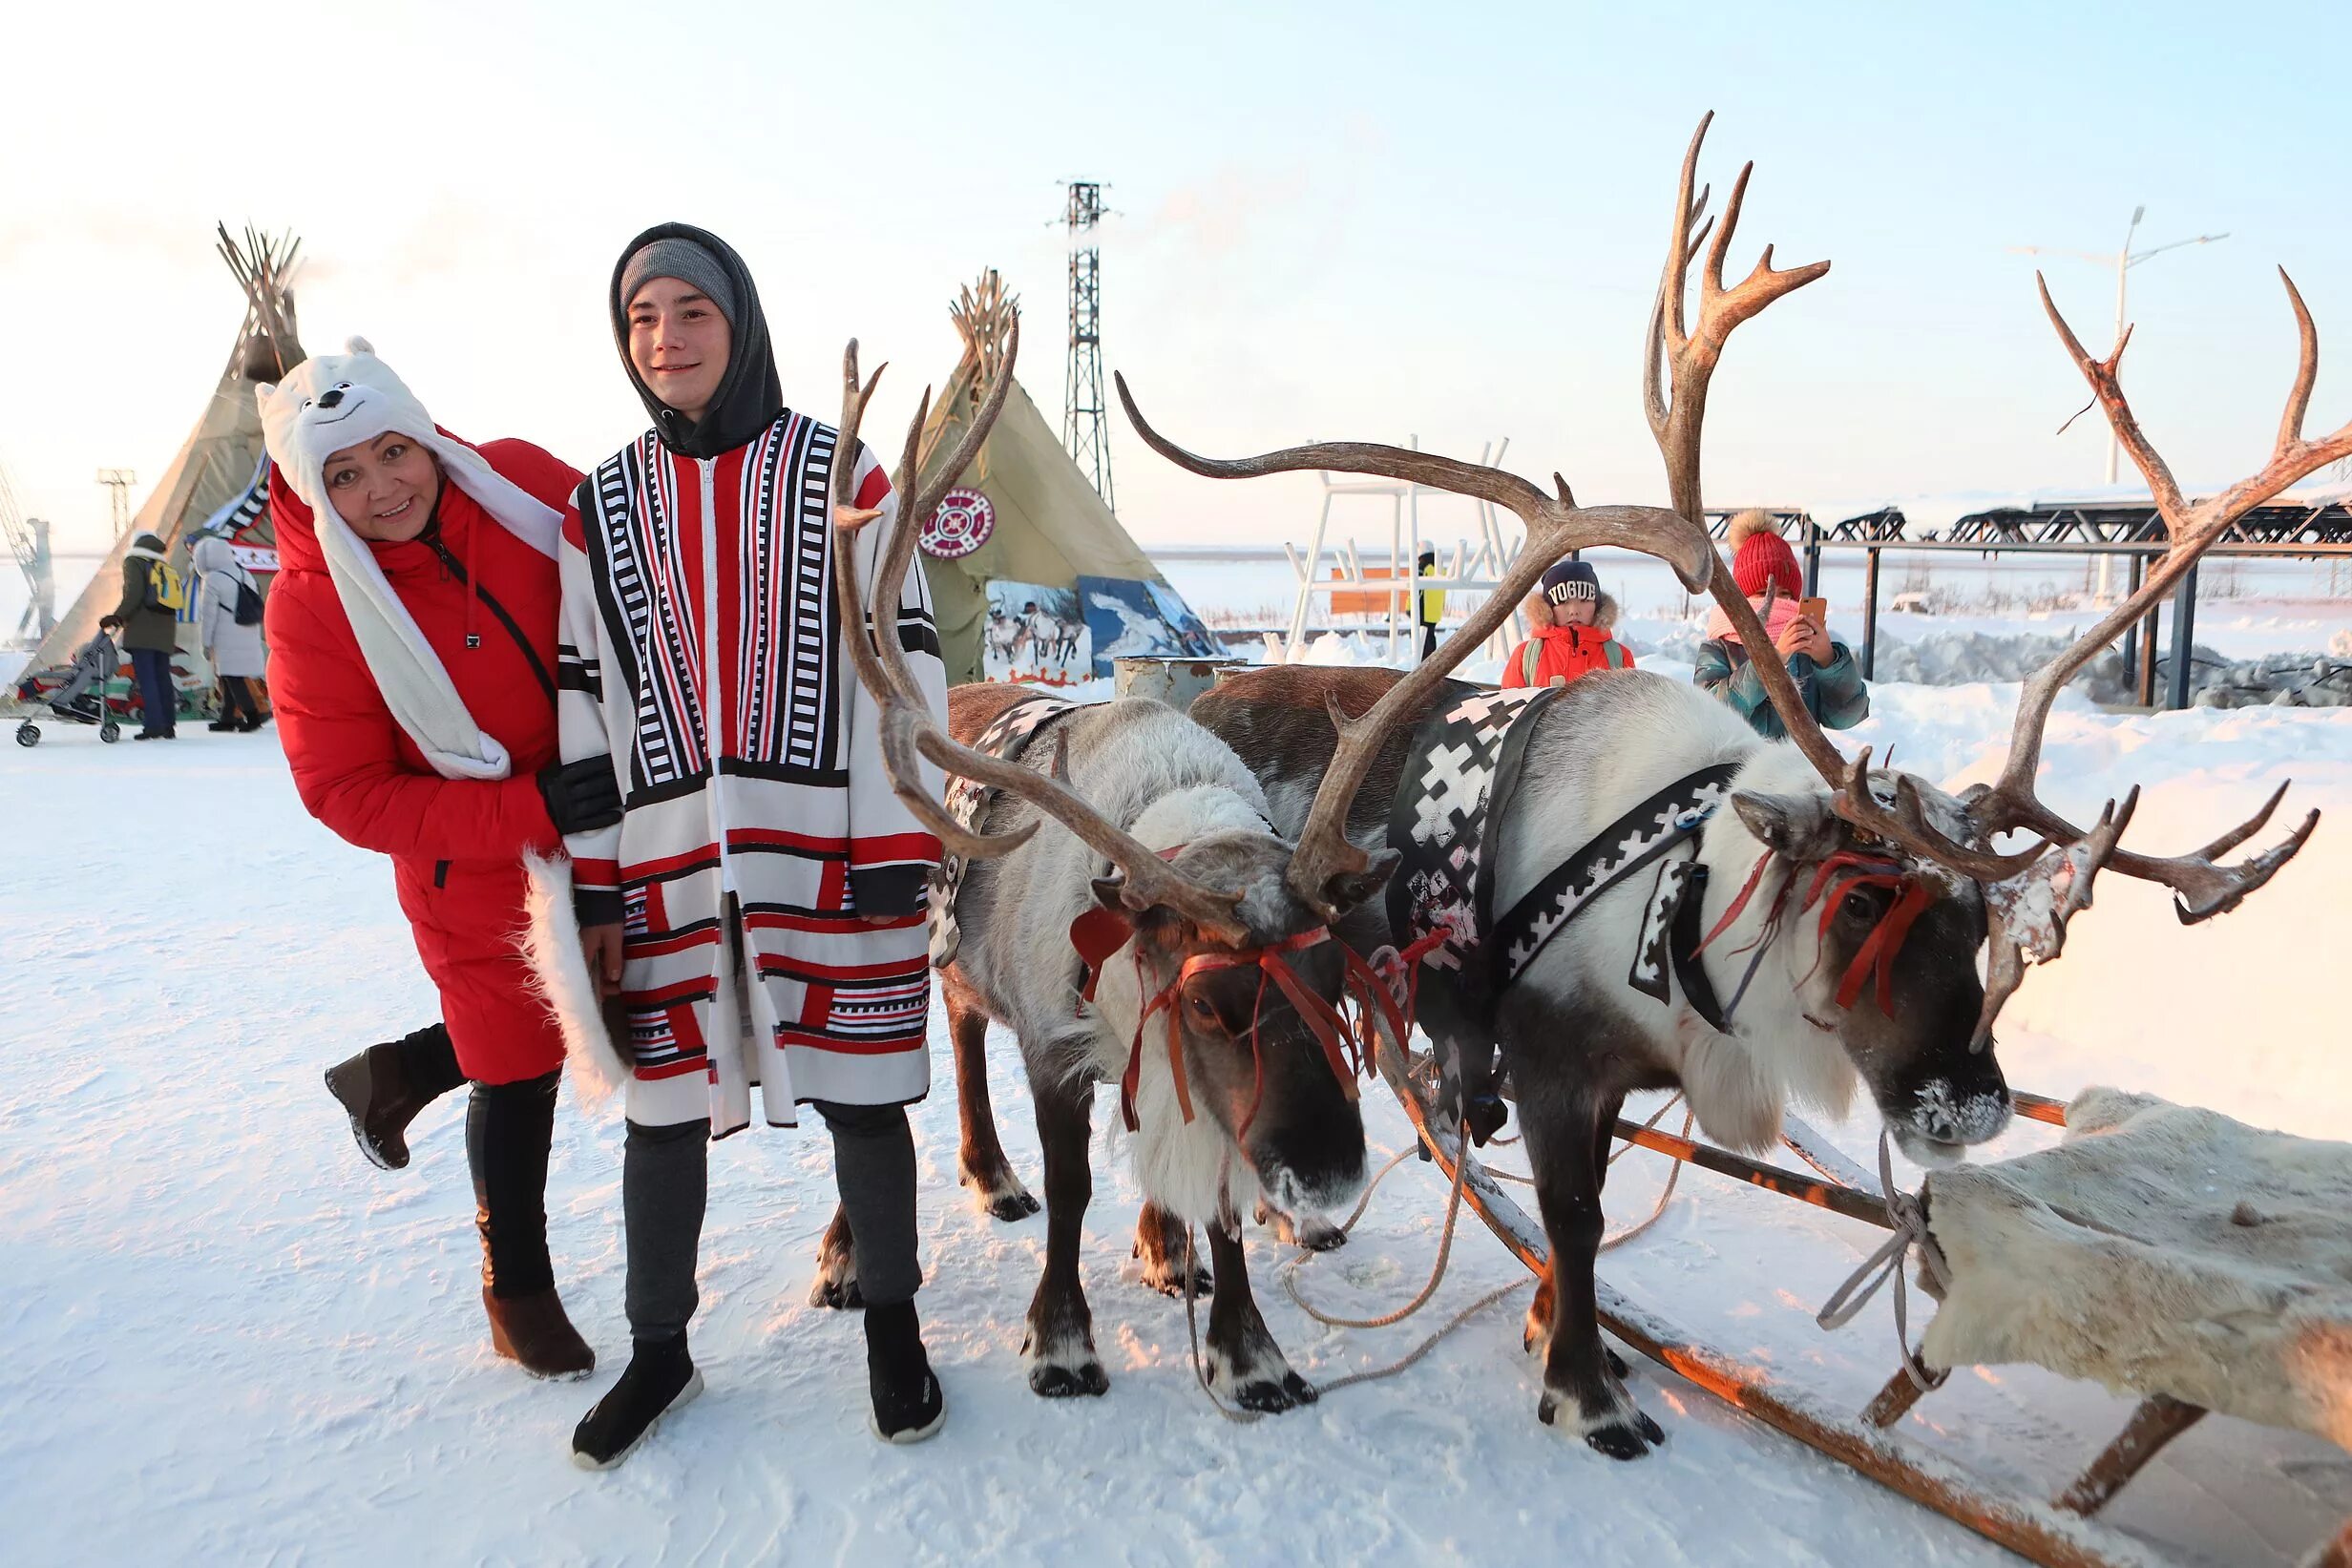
[808,1249,863,1310]
[960,1163,1040,1222]
[1028,1360,1110,1398]
[1133,1247,1211,1299]
[1232,1370,1317,1413]
[809,1275,864,1310]
[1539,1393,1664,1459]
[1606,1347,1628,1380]
[1584,1419,1660,1461]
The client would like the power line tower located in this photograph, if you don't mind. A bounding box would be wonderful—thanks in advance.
[96,469,137,538]
[1060,180,1114,511]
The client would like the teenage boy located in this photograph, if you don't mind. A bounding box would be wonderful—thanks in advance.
[555,224,950,1467]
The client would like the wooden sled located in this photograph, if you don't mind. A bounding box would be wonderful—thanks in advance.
[1372,1040,2352,1568]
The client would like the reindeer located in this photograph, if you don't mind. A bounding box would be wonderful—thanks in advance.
[816,321,1417,1412]
[1129,115,2325,1458]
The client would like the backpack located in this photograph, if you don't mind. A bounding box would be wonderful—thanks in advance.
[230,570,264,627]
[144,558,185,615]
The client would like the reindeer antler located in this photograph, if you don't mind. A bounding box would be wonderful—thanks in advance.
[1734,268,2329,936]
[1645,113,1840,785]
[830,316,1250,945]
[1115,433,1714,927]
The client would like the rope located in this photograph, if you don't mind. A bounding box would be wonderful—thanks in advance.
[1814,1129,1952,1393]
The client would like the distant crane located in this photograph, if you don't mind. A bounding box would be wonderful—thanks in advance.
[96,468,137,538]
[2,462,56,644]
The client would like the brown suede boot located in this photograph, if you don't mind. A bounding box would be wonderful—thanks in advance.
[485,1286,597,1380]
[324,1025,462,1171]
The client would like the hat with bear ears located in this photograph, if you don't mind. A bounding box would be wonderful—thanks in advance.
[255,338,563,783]
[258,336,560,561]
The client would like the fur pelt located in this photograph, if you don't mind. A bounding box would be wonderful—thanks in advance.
[519,852,630,1101]
[1920,1087,2352,1445]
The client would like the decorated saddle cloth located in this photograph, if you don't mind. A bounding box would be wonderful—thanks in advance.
[1383,683,1739,1045]
[929,694,1082,968]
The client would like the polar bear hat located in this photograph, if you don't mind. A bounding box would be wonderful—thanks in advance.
[254,338,563,782]
[256,336,560,560]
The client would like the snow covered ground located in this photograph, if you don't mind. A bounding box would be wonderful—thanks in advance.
[3,677,2349,1566]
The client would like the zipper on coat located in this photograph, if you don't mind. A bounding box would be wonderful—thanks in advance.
[423,537,557,703]
[433,860,451,889]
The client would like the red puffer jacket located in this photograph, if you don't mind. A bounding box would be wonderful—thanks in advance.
[265,438,583,1083]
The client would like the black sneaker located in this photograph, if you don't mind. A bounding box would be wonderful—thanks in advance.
[864,1301,945,1444]
[573,1334,702,1470]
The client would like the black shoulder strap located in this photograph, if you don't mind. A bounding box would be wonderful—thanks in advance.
[1667,861,1729,1033]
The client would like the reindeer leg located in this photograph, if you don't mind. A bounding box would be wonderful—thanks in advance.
[1589,1098,1631,1382]
[946,981,1036,1221]
[807,1202,862,1309]
[1526,1094,1661,1458]
[1133,1201,1212,1297]
[1021,1076,1107,1397]
[1202,1215,1315,1413]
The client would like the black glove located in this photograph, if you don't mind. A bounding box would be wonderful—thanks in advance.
[537,756,623,836]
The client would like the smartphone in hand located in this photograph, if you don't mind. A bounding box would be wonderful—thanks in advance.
[1798,596,1828,626]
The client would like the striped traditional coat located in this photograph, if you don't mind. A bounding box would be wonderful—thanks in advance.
[555,410,947,1135]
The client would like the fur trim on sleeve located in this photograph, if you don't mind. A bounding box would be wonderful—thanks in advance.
[520,851,631,1100]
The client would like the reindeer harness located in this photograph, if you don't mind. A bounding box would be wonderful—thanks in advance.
[1384,685,1930,1042]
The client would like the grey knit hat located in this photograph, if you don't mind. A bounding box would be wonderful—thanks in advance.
[620,237,740,325]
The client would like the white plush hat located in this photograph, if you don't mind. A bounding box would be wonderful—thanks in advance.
[257,338,563,782]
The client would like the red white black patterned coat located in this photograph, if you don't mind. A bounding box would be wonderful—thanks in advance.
[554,413,947,1134]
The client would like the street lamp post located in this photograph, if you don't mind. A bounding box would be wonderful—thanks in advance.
[2013,210,2227,601]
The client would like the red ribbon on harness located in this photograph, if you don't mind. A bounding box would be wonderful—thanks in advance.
[1070,884,1395,1136]
[1799,850,1935,1015]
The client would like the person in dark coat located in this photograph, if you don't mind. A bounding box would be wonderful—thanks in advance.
[113,532,180,739]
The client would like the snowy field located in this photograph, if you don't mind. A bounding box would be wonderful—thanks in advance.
[4,671,2350,1565]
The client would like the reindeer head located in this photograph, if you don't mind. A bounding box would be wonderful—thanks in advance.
[1714,768,2008,1163]
[1082,819,1395,1217]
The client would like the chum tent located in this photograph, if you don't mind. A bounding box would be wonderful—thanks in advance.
[29,228,304,698]
[911,271,1219,688]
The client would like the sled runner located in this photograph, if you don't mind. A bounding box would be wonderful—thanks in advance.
[1372,1032,2352,1568]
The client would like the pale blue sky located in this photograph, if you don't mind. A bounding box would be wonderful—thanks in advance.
[4,0,2345,556]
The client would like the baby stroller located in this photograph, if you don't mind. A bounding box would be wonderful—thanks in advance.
[14,629,124,746]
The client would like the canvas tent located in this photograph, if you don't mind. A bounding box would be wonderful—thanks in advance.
[912,271,1219,687]
[29,228,304,697]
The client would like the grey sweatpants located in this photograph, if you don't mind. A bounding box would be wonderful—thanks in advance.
[622,1102,922,1341]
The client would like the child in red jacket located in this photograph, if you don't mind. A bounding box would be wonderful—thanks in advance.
[261,339,622,1379]
[1502,558,1634,688]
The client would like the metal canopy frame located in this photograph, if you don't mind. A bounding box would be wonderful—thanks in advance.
[1777,497,2352,711]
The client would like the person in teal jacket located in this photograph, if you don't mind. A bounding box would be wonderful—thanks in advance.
[1694,511,1868,740]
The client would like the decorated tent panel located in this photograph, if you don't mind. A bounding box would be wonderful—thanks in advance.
[912,271,1218,686]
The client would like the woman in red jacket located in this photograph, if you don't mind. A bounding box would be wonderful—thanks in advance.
[261,339,620,1378]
